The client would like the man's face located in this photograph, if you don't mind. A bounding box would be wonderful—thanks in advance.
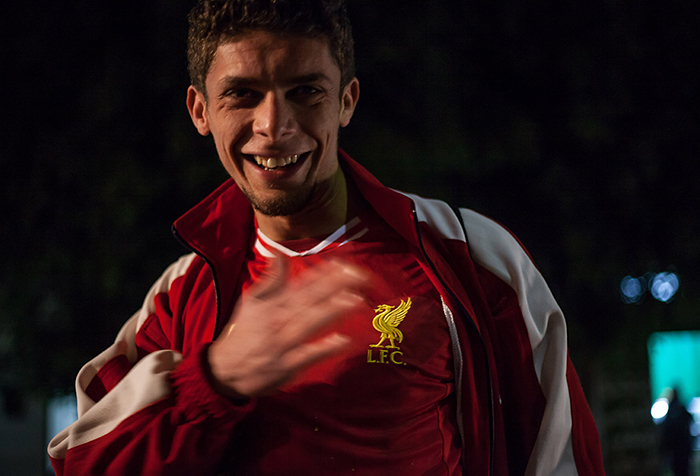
[187,31,359,216]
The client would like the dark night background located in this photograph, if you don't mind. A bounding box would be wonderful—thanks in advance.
[1,0,699,474]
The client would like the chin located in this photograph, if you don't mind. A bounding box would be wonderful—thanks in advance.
[244,186,315,217]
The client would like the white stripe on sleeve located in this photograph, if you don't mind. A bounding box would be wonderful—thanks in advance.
[48,253,198,458]
[457,208,576,476]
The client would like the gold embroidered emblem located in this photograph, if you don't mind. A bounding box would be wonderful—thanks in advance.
[366,298,411,365]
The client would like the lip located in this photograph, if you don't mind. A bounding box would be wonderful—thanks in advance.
[242,151,311,178]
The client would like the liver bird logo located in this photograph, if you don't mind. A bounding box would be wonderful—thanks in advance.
[370,298,412,349]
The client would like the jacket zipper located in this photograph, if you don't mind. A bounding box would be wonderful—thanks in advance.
[440,296,466,458]
[409,204,496,476]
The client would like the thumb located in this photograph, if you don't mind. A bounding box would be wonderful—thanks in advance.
[250,253,289,300]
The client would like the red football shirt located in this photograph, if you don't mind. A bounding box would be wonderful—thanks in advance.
[229,209,462,475]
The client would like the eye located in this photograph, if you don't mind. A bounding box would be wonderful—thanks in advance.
[288,85,321,97]
[218,87,263,108]
[224,88,260,99]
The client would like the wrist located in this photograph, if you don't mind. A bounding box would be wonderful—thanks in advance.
[204,343,250,403]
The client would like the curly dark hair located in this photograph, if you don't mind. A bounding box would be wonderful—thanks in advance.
[187,0,355,98]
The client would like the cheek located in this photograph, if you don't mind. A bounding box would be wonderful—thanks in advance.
[209,129,243,179]
[309,111,340,146]
[212,136,232,164]
[211,119,244,160]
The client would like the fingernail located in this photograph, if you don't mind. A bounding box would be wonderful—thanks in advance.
[342,265,366,280]
[331,333,351,345]
[338,291,365,306]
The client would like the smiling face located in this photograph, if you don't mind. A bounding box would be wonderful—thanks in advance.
[187,30,359,219]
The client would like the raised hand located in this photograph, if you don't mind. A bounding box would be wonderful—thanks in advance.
[208,258,366,399]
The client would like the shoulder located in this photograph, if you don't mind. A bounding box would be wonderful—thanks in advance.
[457,208,538,291]
[397,192,534,284]
[398,192,521,251]
[397,192,468,242]
[162,252,203,281]
[149,252,208,298]
[132,253,208,331]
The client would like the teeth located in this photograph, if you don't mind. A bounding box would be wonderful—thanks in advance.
[253,154,300,169]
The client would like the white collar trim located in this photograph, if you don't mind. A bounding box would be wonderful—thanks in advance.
[255,216,365,257]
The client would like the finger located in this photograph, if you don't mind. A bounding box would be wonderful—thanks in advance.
[284,260,368,309]
[217,256,289,335]
[313,259,368,288]
[276,289,364,351]
[282,332,352,372]
[249,253,290,300]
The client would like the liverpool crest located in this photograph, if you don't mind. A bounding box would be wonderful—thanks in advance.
[367,298,411,365]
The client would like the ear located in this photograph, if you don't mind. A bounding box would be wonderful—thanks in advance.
[186,85,211,136]
[339,77,360,127]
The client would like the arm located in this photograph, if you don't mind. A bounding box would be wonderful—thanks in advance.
[48,255,366,476]
[397,193,603,474]
[48,254,252,476]
[460,208,604,476]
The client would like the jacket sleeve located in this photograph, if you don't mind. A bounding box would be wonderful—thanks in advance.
[459,208,604,476]
[47,254,254,476]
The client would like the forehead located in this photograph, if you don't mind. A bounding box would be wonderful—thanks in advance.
[207,31,339,86]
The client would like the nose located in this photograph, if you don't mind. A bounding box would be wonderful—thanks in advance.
[252,92,296,141]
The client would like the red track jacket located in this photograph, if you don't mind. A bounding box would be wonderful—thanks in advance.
[48,151,604,475]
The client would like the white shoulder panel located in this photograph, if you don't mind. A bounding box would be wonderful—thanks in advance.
[398,192,467,242]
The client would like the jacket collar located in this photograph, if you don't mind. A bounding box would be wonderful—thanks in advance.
[173,149,421,263]
[338,149,419,247]
[172,178,254,267]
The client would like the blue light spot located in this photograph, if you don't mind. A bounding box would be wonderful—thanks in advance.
[621,275,645,303]
[650,272,679,303]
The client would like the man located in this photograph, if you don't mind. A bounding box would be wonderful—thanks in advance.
[48,0,604,474]
[660,389,693,476]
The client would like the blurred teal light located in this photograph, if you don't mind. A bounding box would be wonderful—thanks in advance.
[647,331,700,404]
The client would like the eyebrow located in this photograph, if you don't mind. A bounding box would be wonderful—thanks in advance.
[287,72,333,85]
[217,76,259,92]
[217,72,333,92]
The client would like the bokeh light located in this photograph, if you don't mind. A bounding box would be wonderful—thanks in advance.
[651,397,669,423]
[650,272,679,303]
[620,275,646,303]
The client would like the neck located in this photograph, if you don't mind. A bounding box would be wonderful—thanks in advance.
[255,167,366,242]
